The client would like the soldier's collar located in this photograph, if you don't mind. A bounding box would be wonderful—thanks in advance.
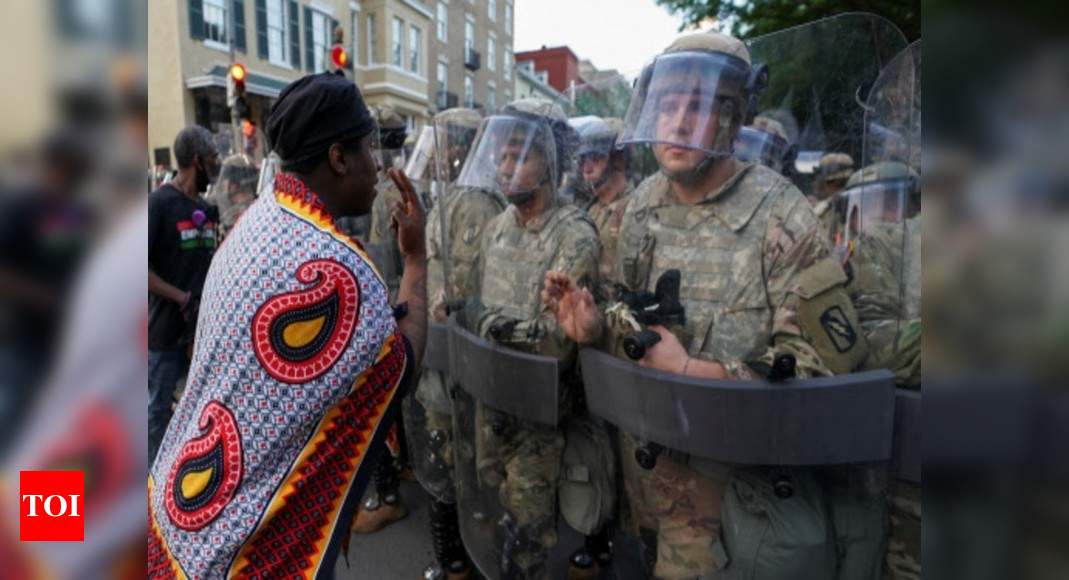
[508,202,564,233]
[655,162,769,232]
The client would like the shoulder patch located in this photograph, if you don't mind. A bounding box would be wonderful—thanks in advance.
[819,305,858,353]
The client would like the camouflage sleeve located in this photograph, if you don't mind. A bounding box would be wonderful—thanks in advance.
[425,204,446,321]
[368,184,401,244]
[849,226,902,322]
[446,194,504,305]
[536,219,601,359]
[724,190,837,380]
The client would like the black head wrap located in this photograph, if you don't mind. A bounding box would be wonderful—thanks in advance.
[266,72,375,166]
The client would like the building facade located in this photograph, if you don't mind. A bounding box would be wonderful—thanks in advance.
[149,0,513,168]
[514,45,579,95]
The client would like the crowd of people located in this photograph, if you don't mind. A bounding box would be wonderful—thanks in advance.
[147,17,920,580]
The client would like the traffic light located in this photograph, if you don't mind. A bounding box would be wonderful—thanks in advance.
[330,45,349,71]
[227,63,249,120]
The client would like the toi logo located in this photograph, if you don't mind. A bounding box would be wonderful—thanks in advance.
[19,471,84,542]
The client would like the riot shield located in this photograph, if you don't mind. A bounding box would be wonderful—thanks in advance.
[402,108,496,505]
[746,12,908,193]
[451,99,585,579]
[855,40,922,480]
[209,154,259,239]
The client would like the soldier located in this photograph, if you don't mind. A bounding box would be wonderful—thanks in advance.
[403,107,507,580]
[348,104,412,535]
[810,152,855,251]
[572,117,634,287]
[451,98,604,579]
[845,161,921,580]
[210,153,259,240]
[543,29,868,579]
[733,114,792,173]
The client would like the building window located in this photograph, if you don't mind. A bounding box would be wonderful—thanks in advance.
[436,2,447,41]
[503,47,512,81]
[486,85,496,111]
[203,0,228,45]
[351,11,361,66]
[392,17,404,68]
[464,19,474,59]
[367,13,378,63]
[409,25,422,74]
[311,10,332,72]
[488,0,496,21]
[505,2,512,34]
[464,74,474,107]
[267,0,288,65]
[437,61,449,108]
[487,35,495,71]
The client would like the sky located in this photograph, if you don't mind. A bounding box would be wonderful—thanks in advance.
[514,0,688,77]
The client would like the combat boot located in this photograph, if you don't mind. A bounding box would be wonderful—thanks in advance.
[350,459,408,533]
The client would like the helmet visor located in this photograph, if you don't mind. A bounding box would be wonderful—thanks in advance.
[619,51,750,156]
[456,115,558,201]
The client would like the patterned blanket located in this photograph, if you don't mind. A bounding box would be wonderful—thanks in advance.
[148,173,411,578]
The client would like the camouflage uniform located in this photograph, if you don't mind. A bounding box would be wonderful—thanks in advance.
[469,202,600,578]
[413,184,506,501]
[611,164,866,578]
[367,181,405,297]
[849,216,921,580]
[585,184,633,288]
[811,152,855,250]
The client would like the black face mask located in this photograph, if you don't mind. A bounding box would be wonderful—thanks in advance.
[195,161,212,193]
[506,190,536,207]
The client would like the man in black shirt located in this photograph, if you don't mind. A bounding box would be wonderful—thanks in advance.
[147,125,220,463]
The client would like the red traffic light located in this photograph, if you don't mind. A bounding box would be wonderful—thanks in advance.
[331,45,349,69]
[229,63,247,82]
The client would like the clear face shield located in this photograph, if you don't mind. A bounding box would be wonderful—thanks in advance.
[457,115,558,208]
[843,179,916,247]
[619,51,750,178]
[212,155,260,229]
[371,126,408,181]
[733,126,790,172]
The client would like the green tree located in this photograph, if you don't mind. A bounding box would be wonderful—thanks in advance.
[655,0,920,41]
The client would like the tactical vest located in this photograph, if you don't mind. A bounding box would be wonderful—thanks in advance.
[480,203,592,322]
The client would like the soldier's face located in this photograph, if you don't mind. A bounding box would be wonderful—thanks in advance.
[580,153,609,185]
[497,139,547,195]
[652,90,720,174]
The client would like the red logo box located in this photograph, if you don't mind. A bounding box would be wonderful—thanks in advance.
[19,471,84,542]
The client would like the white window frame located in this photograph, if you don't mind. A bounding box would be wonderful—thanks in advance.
[266,0,290,67]
[409,24,422,74]
[488,0,496,22]
[505,1,512,35]
[392,16,404,68]
[464,17,475,60]
[350,8,361,66]
[487,33,495,72]
[464,73,474,108]
[436,2,448,42]
[202,0,229,49]
[503,47,512,81]
[311,9,333,72]
[437,59,449,107]
[367,13,377,64]
[486,81,496,111]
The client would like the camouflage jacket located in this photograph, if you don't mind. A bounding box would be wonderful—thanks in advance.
[612,163,867,379]
[473,201,600,362]
[367,181,405,298]
[812,197,843,250]
[849,216,921,387]
[418,185,506,413]
[585,184,633,291]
